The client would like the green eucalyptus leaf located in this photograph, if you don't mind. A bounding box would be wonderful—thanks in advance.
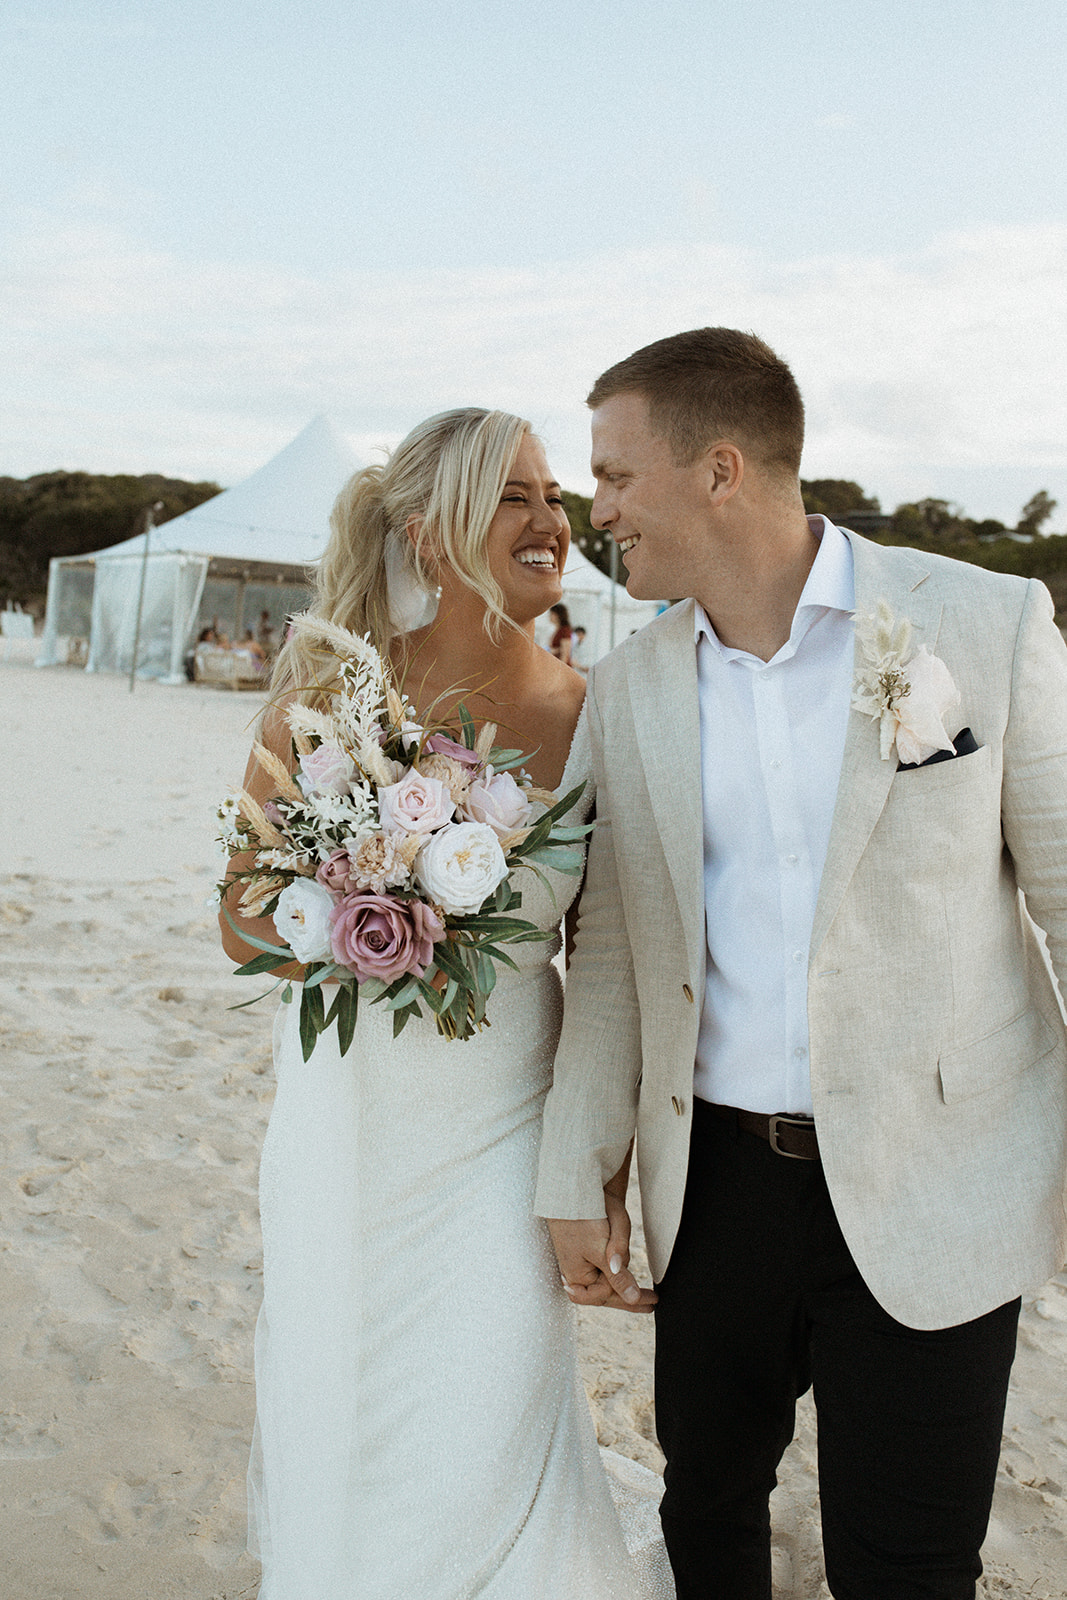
[234,950,289,976]
[226,976,289,1012]
[298,988,319,1062]
[221,903,295,959]
[384,978,422,1010]
[336,986,358,1056]
[303,962,342,990]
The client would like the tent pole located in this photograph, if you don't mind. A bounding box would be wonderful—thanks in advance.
[128,502,163,693]
[233,573,248,642]
[166,557,187,685]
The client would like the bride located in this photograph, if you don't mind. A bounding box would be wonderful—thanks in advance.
[220,408,674,1599]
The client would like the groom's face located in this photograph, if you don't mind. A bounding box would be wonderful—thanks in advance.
[589,392,714,602]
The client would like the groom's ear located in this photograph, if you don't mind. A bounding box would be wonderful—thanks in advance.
[703,441,744,507]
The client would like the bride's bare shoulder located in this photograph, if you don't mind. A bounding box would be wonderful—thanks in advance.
[537,652,585,718]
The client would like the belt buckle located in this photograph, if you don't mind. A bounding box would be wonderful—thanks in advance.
[767,1113,816,1160]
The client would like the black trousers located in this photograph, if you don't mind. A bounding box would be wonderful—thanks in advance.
[654,1101,1020,1600]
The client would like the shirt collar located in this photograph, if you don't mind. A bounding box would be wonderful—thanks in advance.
[694,516,855,664]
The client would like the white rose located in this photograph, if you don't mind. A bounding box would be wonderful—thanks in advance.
[414,821,509,916]
[272,877,336,963]
[462,769,532,837]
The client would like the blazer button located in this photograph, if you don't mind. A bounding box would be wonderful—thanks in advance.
[682,983,694,1003]
[671,1095,685,1115]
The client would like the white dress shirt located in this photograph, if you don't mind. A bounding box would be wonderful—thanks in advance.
[693,517,855,1115]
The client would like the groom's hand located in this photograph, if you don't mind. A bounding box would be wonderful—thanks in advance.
[547,1216,657,1314]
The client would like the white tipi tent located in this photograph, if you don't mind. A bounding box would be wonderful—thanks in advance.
[37,417,359,682]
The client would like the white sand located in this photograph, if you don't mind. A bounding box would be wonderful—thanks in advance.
[1,642,1065,1599]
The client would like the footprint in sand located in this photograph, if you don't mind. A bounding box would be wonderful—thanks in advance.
[19,1162,75,1196]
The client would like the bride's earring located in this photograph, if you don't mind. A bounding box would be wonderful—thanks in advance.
[385,533,439,633]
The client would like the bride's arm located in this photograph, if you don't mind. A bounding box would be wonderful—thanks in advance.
[217,705,302,975]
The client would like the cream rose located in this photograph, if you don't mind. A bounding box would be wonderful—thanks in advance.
[413,821,509,916]
[377,768,455,834]
[298,741,356,796]
[462,769,532,837]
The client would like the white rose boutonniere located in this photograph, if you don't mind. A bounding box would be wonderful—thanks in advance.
[852,601,961,765]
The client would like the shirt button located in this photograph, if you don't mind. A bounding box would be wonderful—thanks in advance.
[770,759,782,770]
[792,950,804,963]
[786,853,799,865]
[794,1045,807,1059]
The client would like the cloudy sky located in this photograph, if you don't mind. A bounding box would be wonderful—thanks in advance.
[3,0,1065,526]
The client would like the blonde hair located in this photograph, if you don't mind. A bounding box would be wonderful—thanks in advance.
[271,407,532,706]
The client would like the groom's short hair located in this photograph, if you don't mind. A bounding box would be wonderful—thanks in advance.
[587,327,805,477]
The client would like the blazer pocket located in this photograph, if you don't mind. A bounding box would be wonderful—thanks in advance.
[898,726,980,770]
[938,1006,1059,1103]
[892,741,991,792]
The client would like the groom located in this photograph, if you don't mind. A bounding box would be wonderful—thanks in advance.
[536,328,1067,1598]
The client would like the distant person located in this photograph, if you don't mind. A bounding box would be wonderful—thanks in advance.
[571,623,589,673]
[257,609,277,659]
[548,602,574,664]
[185,625,217,681]
[240,628,266,664]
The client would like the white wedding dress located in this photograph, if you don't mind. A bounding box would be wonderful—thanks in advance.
[249,715,675,1599]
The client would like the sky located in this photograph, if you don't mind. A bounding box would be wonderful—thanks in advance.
[2,0,1066,527]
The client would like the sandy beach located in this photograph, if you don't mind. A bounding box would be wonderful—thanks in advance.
[1,640,1065,1599]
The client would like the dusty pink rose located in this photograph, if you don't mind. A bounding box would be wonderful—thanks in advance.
[377,768,455,834]
[462,769,532,837]
[423,733,483,772]
[316,847,355,893]
[299,742,356,795]
[329,892,445,983]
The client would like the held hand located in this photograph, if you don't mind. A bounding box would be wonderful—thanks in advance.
[546,1216,657,1314]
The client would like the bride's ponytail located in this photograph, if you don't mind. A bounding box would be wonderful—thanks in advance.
[270,464,395,705]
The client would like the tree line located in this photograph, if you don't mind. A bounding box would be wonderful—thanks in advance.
[0,470,221,610]
[2,470,1064,624]
[567,481,1067,621]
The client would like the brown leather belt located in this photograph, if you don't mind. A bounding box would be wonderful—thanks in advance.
[707,1102,820,1161]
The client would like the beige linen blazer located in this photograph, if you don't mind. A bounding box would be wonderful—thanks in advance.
[536,532,1067,1330]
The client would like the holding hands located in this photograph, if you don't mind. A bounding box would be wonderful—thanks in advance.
[548,1159,657,1314]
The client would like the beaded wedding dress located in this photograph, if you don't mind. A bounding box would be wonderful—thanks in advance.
[248,714,675,1599]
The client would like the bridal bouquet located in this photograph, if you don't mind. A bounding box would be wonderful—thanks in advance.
[216,618,589,1056]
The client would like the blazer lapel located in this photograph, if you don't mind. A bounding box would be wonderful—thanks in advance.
[627,601,706,978]
[809,533,944,961]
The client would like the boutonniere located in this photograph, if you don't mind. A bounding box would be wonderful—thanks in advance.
[852,601,960,765]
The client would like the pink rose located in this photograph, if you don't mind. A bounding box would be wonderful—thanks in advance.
[423,733,483,772]
[316,848,355,893]
[377,768,455,834]
[329,892,445,983]
[463,770,532,837]
[299,742,356,796]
